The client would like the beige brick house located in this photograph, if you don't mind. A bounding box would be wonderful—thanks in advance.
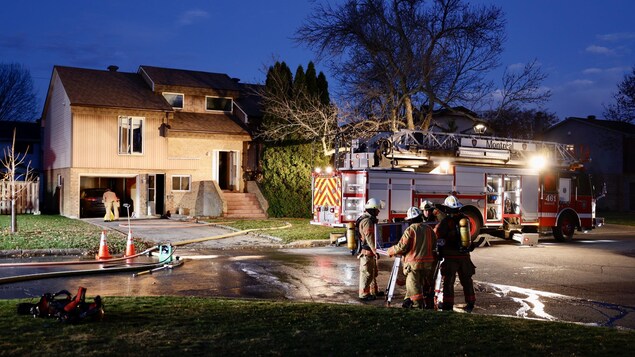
[41,65,267,219]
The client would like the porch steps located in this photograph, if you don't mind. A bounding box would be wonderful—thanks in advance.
[223,192,267,219]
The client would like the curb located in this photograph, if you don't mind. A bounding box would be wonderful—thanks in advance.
[0,248,85,258]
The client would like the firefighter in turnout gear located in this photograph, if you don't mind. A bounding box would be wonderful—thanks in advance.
[420,200,444,223]
[387,207,438,309]
[358,198,383,301]
[434,195,476,312]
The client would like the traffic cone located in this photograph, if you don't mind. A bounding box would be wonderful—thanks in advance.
[96,231,112,260]
[124,231,136,257]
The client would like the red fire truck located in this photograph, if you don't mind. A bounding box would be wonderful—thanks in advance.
[311,130,604,241]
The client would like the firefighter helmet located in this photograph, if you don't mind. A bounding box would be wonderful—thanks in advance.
[420,200,434,211]
[443,195,462,209]
[405,207,422,221]
[365,198,380,210]
[435,195,463,214]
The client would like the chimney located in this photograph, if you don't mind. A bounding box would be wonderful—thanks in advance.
[107,65,119,72]
[587,115,596,120]
[231,77,240,83]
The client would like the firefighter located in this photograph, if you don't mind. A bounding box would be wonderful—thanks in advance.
[102,188,120,222]
[358,198,383,301]
[434,195,476,313]
[420,200,444,223]
[387,207,438,309]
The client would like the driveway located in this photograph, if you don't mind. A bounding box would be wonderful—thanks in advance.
[84,217,294,249]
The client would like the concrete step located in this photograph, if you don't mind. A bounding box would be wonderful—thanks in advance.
[223,192,267,219]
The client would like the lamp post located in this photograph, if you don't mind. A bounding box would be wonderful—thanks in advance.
[473,123,487,135]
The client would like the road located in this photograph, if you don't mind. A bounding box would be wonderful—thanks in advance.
[1,220,634,330]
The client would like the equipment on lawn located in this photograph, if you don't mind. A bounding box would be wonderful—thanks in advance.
[17,286,104,323]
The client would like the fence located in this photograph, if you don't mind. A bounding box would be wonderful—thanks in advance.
[0,181,40,214]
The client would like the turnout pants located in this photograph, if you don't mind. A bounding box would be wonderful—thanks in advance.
[359,255,379,298]
[441,257,476,311]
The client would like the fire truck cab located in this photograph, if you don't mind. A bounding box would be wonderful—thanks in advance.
[311,130,604,242]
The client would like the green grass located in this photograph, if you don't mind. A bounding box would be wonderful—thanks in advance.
[0,215,152,255]
[598,211,635,226]
[204,217,345,244]
[1,297,632,356]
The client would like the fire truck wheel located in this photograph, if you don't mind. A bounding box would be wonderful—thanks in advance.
[553,213,576,242]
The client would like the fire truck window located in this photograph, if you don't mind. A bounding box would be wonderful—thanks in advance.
[542,174,557,192]
[577,175,592,196]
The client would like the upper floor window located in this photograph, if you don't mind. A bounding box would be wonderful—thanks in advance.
[206,96,232,112]
[163,92,184,109]
[119,116,144,155]
[171,175,191,192]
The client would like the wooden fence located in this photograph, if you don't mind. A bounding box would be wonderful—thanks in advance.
[0,181,40,214]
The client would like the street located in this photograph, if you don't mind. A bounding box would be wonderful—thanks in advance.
[0,220,634,330]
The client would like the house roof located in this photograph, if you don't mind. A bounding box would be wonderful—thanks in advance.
[139,65,243,92]
[169,112,250,136]
[235,83,264,118]
[54,66,173,111]
[547,117,635,135]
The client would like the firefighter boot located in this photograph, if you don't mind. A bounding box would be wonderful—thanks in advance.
[463,302,475,313]
[402,298,413,309]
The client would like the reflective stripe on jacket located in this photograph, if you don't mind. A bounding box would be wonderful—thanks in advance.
[387,223,437,270]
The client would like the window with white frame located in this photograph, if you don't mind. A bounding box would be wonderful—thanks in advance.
[118,116,144,155]
[171,175,191,191]
[205,96,232,112]
[163,92,184,109]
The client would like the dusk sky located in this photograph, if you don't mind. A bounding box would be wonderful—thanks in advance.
[1,0,634,121]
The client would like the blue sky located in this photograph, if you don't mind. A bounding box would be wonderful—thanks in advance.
[1,0,633,120]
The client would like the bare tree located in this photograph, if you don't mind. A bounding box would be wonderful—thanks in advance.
[0,63,37,122]
[604,66,635,123]
[1,129,37,233]
[296,0,506,131]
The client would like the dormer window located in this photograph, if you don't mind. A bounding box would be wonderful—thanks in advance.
[206,96,232,112]
[163,92,184,109]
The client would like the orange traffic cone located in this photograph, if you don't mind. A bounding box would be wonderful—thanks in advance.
[96,231,112,260]
[124,231,136,257]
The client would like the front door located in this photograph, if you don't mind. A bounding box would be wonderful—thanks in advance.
[213,151,239,191]
[147,174,165,216]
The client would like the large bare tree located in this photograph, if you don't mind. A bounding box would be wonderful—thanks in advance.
[0,63,37,122]
[296,0,506,131]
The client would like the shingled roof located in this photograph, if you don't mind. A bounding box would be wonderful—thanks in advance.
[54,66,173,111]
[550,117,635,135]
[139,65,242,92]
[169,112,249,136]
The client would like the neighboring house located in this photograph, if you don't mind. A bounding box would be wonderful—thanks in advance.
[428,106,485,135]
[0,120,42,214]
[542,116,635,211]
[41,65,266,219]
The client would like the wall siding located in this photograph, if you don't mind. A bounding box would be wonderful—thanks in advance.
[43,74,72,170]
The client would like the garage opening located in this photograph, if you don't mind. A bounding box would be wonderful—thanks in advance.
[80,176,135,218]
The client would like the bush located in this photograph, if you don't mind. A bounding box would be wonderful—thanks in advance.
[261,142,330,217]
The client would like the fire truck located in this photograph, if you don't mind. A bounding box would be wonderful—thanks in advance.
[311,130,604,242]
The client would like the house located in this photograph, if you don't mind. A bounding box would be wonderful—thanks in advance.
[542,116,635,211]
[428,106,486,135]
[41,65,266,219]
[0,120,42,214]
